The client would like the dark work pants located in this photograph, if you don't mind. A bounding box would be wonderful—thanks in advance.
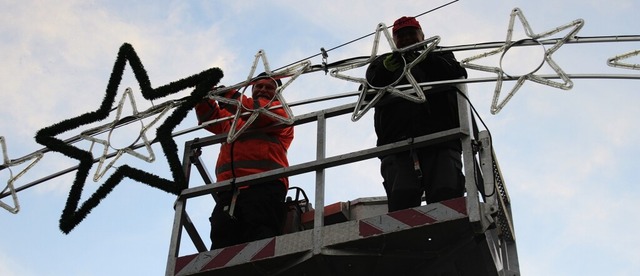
[209,181,287,250]
[381,148,465,212]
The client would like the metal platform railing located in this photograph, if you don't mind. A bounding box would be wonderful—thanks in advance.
[165,85,519,275]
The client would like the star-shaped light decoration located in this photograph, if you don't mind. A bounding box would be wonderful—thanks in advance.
[1,136,43,214]
[208,49,309,143]
[607,49,640,70]
[81,87,173,182]
[460,7,584,114]
[35,43,223,233]
[329,22,440,121]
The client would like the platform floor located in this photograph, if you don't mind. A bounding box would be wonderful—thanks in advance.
[173,197,501,276]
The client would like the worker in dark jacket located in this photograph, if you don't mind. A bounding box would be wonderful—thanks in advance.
[366,16,468,212]
[195,73,294,249]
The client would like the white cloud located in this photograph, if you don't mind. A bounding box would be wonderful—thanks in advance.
[0,251,34,276]
[2,1,640,275]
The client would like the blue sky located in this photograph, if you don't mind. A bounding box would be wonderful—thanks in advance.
[1,0,639,275]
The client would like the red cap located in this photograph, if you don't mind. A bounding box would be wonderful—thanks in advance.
[392,16,421,35]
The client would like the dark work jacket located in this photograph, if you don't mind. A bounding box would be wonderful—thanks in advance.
[365,49,468,152]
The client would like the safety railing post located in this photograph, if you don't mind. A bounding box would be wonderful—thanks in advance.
[456,84,484,231]
[166,198,186,276]
[313,111,327,255]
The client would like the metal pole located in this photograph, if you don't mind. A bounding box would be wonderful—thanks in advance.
[313,111,327,255]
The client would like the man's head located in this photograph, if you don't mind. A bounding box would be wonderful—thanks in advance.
[392,16,424,48]
[252,72,281,100]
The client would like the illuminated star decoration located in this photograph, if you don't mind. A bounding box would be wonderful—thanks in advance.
[81,87,172,182]
[35,43,223,233]
[460,7,584,114]
[330,22,440,121]
[0,136,43,214]
[607,49,640,70]
[209,49,309,143]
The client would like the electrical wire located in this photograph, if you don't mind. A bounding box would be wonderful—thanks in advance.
[274,0,460,72]
[455,89,496,198]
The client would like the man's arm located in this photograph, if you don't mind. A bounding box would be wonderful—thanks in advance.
[194,99,232,134]
[365,53,400,88]
[423,51,468,80]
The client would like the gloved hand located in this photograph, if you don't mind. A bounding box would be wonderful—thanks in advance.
[383,52,403,72]
[208,85,230,108]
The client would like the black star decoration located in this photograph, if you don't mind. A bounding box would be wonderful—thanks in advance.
[35,43,223,233]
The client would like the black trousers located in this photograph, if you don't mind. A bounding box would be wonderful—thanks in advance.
[209,180,287,250]
[381,148,465,212]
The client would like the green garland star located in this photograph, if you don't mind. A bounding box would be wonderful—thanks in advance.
[35,43,223,233]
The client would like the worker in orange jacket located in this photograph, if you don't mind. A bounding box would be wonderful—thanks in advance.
[195,73,294,249]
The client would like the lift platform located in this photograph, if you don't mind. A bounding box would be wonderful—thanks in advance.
[174,197,507,275]
[165,87,520,275]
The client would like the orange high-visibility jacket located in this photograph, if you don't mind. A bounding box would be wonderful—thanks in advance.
[195,90,294,188]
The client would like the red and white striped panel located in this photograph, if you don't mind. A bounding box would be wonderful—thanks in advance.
[174,238,276,275]
[359,197,467,237]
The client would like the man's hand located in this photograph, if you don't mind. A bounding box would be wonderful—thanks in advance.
[383,52,403,72]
